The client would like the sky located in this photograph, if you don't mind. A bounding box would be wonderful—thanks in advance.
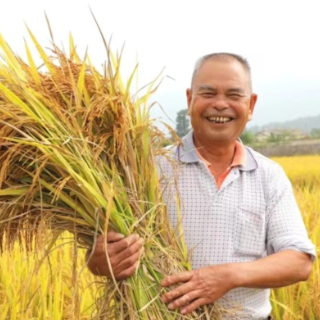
[0,0,319,131]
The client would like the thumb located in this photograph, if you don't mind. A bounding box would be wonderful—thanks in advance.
[107,231,125,242]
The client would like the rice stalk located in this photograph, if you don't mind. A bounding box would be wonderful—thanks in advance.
[0,23,224,319]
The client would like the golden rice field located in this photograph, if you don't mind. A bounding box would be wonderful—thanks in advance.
[0,155,319,320]
[270,156,320,320]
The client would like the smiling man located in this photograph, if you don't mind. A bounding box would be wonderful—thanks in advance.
[185,55,257,185]
[86,53,316,319]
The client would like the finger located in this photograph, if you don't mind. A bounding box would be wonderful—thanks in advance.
[180,298,207,315]
[167,290,200,310]
[89,244,143,279]
[161,281,195,303]
[91,237,143,277]
[111,237,144,264]
[107,231,125,242]
[161,271,193,287]
[89,233,137,257]
[90,234,116,255]
[112,244,144,274]
[109,234,141,253]
[115,261,139,281]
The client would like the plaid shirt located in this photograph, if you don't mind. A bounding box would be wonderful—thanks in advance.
[159,131,316,319]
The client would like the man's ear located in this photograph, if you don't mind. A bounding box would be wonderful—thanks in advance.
[247,93,258,121]
[186,88,192,115]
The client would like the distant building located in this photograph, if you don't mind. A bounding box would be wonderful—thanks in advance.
[255,129,308,142]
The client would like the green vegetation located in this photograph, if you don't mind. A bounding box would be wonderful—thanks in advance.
[241,128,319,146]
[175,108,190,137]
[310,128,320,139]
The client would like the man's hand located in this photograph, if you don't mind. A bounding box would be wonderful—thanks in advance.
[161,265,233,315]
[86,231,144,280]
[161,250,313,315]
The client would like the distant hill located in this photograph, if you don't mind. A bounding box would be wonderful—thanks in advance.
[249,114,320,133]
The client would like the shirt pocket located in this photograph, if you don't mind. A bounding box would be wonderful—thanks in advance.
[233,205,266,257]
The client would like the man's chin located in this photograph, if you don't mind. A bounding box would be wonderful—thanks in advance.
[194,133,237,146]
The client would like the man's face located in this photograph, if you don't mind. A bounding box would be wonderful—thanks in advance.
[187,59,257,146]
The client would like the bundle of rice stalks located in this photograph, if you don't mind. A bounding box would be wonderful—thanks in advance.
[0,23,223,319]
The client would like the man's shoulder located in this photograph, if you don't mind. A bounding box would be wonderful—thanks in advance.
[161,141,187,161]
[244,145,285,174]
[156,144,179,170]
[158,144,179,161]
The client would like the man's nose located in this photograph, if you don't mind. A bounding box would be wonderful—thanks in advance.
[212,95,229,110]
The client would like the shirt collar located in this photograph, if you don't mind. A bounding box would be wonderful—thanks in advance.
[196,141,246,168]
[177,130,258,171]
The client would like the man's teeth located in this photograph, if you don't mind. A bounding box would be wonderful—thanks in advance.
[207,117,232,123]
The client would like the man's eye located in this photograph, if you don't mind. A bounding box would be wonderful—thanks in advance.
[228,94,242,99]
[201,92,215,97]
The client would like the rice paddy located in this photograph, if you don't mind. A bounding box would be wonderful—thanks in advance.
[270,155,320,320]
[0,155,319,319]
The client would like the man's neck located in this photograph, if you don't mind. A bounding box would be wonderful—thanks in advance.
[193,137,237,171]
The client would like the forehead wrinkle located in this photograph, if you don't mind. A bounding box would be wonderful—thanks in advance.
[227,87,248,95]
[198,85,216,91]
[197,85,248,95]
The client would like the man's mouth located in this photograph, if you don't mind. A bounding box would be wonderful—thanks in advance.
[206,116,233,124]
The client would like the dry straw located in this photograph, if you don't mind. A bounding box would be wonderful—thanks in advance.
[0,20,224,319]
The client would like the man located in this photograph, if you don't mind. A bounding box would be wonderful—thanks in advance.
[86,53,315,319]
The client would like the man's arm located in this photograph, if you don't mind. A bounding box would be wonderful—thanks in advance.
[161,250,313,315]
[232,250,312,288]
